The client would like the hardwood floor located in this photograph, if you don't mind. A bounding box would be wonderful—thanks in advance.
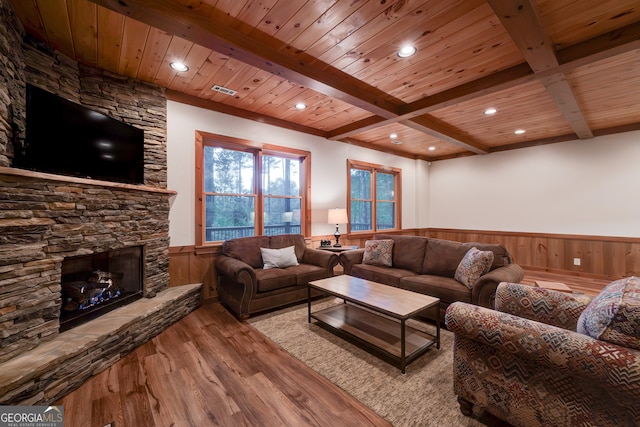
[57,300,391,427]
[56,269,614,426]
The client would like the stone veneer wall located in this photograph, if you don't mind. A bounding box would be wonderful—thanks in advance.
[0,0,180,367]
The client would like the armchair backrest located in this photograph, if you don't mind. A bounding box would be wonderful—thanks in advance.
[495,282,593,331]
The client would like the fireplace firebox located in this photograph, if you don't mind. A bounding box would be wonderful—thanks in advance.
[60,246,144,331]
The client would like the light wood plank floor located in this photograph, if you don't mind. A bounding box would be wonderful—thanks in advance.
[57,269,614,426]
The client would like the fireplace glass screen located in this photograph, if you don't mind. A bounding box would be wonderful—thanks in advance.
[60,246,143,331]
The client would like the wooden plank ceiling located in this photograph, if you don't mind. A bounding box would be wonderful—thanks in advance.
[9,0,640,161]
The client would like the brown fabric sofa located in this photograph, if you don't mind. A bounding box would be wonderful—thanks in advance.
[339,234,524,316]
[215,234,339,319]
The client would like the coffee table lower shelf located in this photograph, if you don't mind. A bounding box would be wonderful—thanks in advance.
[310,303,438,373]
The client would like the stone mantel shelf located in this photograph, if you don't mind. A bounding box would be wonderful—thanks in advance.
[0,167,177,195]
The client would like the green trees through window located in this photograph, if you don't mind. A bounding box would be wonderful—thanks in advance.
[348,160,400,232]
[197,133,309,244]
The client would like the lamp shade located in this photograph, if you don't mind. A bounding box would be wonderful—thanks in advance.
[327,208,348,224]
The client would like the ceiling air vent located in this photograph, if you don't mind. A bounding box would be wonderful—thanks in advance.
[211,85,237,96]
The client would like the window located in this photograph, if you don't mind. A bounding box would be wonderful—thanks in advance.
[196,132,310,244]
[348,159,401,233]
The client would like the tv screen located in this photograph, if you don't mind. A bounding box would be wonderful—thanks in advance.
[15,84,144,185]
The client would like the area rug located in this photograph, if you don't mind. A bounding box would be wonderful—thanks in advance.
[248,299,486,427]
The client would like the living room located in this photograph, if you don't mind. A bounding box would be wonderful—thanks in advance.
[1,0,640,426]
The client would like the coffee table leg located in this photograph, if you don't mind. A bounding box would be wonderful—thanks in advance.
[401,319,406,374]
[307,285,311,323]
[436,303,440,350]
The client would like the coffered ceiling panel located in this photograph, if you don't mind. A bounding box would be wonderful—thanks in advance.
[9,0,640,161]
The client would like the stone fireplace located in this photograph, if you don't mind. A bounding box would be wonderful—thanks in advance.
[0,0,202,405]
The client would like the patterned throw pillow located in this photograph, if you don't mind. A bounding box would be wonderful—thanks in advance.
[577,276,640,350]
[362,239,394,267]
[454,247,494,289]
[260,246,299,270]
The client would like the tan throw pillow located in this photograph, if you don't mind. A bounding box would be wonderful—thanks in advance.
[260,246,299,270]
[454,247,494,289]
[362,239,394,267]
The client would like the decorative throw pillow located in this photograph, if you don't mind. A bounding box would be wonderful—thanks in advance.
[577,276,640,350]
[362,239,394,267]
[260,246,299,270]
[454,247,494,289]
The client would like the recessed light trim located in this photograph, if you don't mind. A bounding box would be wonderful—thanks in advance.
[514,129,526,135]
[391,140,403,145]
[170,62,189,72]
[295,102,307,110]
[397,45,417,58]
[484,108,497,115]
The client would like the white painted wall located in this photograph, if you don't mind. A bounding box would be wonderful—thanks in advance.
[428,131,640,237]
[168,101,640,245]
[167,101,429,247]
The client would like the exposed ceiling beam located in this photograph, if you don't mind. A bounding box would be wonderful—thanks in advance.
[487,0,593,139]
[90,0,482,153]
[401,116,489,155]
[166,90,328,138]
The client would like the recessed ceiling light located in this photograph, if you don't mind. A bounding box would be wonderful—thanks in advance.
[389,133,398,139]
[170,62,189,72]
[295,102,307,110]
[484,108,497,115]
[397,46,417,58]
[391,140,403,145]
[514,129,526,135]
[428,146,436,151]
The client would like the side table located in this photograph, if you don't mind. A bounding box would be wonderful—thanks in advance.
[318,245,358,253]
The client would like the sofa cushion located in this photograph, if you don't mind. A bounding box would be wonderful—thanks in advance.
[401,275,472,305]
[223,235,270,269]
[363,239,394,266]
[351,263,417,288]
[260,246,299,269]
[255,268,298,292]
[285,263,330,285]
[577,276,640,350]
[421,238,468,277]
[454,247,494,289]
[375,234,428,272]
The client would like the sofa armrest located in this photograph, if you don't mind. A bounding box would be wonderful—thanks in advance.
[445,302,640,398]
[471,263,524,309]
[215,255,257,286]
[302,248,339,274]
[339,249,365,275]
[495,282,593,330]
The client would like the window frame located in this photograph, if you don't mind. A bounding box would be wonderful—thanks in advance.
[195,131,311,246]
[347,159,401,234]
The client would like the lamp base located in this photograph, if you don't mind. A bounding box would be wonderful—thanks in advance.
[333,225,342,247]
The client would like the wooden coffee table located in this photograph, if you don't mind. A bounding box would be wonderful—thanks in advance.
[308,275,440,374]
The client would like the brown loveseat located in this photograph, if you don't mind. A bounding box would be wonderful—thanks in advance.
[339,234,524,317]
[215,234,339,319]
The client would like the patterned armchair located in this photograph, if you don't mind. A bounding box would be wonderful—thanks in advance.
[445,281,640,427]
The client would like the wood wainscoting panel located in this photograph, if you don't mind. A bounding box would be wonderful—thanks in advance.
[169,246,219,300]
[168,230,640,300]
[428,228,640,279]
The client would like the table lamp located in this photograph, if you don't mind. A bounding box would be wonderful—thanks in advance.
[327,208,348,247]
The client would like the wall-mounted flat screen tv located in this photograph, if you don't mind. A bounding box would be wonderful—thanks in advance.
[14,84,144,185]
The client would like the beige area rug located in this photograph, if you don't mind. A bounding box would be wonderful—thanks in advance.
[248,299,486,427]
